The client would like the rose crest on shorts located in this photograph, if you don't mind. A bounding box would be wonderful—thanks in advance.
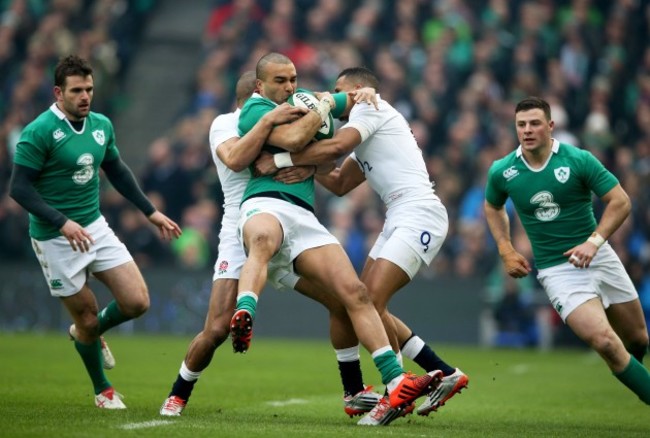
[218,260,229,275]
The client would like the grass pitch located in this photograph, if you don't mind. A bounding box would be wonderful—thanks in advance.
[0,332,647,437]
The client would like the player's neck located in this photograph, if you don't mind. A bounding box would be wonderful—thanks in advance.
[522,143,552,168]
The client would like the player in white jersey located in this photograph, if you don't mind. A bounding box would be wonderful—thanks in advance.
[161,72,384,417]
[255,67,468,424]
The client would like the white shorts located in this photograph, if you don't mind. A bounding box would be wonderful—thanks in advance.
[368,199,448,279]
[31,216,133,297]
[536,243,638,321]
[212,209,246,281]
[238,197,340,273]
[213,207,300,291]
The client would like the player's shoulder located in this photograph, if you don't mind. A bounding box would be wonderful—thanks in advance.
[490,149,519,172]
[86,111,114,129]
[212,109,239,128]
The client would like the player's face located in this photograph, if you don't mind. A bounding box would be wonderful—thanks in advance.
[515,108,554,153]
[54,74,93,121]
[258,63,297,105]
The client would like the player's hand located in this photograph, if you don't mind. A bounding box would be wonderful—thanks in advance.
[274,166,316,184]
[499,247,531,278]
[254,152,278,176]
[265,102,307,125]
[147,211,182,240]
[563,241,599,269]
[314,91,335,109]
[60,219,95,252]
[349,87,379,110]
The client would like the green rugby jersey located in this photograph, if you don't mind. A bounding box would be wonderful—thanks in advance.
[13,103,120,240]
[238,89,322,209]
[485,140,618,269]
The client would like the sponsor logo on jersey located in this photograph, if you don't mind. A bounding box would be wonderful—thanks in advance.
[50,279,63,290]
[503,166,519,180]
[218,260,229,275]
[53,129,66,141]
[92,129,105,146]
[554,167,570,183]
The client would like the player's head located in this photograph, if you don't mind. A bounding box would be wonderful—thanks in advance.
[255,52,297,105]
[514,97,554,152]
[53,55,94,121]
[235,70,257,108]
[334,67,380,120]
[335,67,380,93]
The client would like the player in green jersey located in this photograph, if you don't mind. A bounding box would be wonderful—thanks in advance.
[229,52,440,426]
[9,55,181,409]
[484,96,650,405]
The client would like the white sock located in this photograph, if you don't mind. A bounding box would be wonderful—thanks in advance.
[335,345,360,362]
[386,374,404,393]
[179,361,202,382]
[401,335,425,360]
[396,351,403,367]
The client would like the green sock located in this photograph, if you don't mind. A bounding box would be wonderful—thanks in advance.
[372,349,404,385]
[74,339,111,395]
[235,293,257,320]
[614,356,650,404]
[98,301,130,334]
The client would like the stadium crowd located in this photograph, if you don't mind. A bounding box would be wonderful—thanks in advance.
[1,0,650,333]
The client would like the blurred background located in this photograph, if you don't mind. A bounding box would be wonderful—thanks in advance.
[0,0,649,349]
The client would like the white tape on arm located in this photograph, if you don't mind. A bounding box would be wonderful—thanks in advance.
[587,232,605,248]
[273,152,294,169]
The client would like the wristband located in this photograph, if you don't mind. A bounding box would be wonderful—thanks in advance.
[312,98,332,122]
[587,232,605,248]
[273,152,294,169]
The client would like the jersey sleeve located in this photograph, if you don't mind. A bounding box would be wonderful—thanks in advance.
[103,118,120,161]
[343,103,384,142]
[238,98,274,136]
[484,161,509,207]
[579,149,619,197]
[210,114,238,150]
[13,125,47,171]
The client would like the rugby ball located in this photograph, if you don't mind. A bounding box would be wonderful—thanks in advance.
[287,91,335,140]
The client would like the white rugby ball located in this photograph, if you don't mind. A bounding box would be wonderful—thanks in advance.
[287,91,335,140]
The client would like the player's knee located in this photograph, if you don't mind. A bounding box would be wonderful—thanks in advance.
[205,322,230,346]
[125,289,150,317]
[588,329,621,360]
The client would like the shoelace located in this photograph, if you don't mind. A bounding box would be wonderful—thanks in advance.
[370,399,392,420]
[164,396,185,408]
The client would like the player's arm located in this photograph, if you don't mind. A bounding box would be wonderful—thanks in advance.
[101,157,181,240]
[266,93,335,152]
[484,200,532,278]
[9,163,68,228]
[9,163,98,251]
[314,155,366,197]
[217,103,306,172]
[563,184,631,268]
[256,127,362,175]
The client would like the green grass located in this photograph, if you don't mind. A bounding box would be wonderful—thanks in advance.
[0,333,647,437]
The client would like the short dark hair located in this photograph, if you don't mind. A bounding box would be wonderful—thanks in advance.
[54,55,93,88]
[515,97,551,120]
[235,71,257,106]
[256,52,292,81]
[337,67,380,90]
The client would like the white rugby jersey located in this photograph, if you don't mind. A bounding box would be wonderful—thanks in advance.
[343,97,437,208]
[208,108,250,213]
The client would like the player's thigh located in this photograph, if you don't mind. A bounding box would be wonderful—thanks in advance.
[93,261,148,307]
[565,297,613,343]
[294,276,346,313]
[606,299,649,346]
[294,244,366,304]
